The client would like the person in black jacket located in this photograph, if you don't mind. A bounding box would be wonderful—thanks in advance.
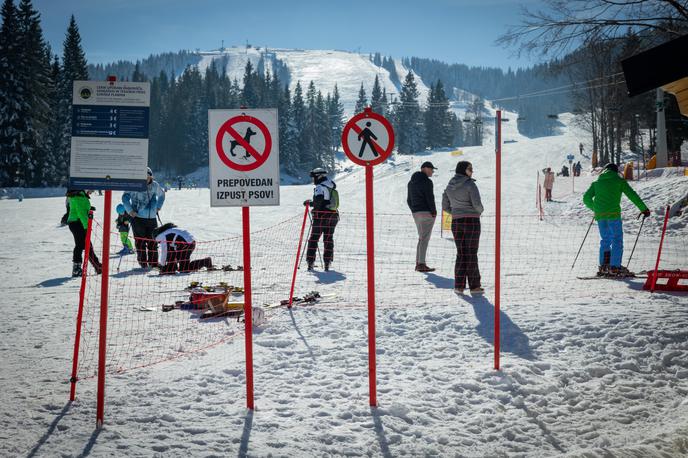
[407,161,438,272]
[304,168,339,271]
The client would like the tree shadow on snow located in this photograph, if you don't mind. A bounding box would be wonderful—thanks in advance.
[310,269,346,285]
[370,407,393,458]
[462,295,535,361]
[422,272,454,289]
[36,277,72,288]
[238,409,253,458]
[26,402,73,458]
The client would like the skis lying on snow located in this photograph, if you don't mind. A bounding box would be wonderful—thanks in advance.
[577,271,647,280]
[263,291,337,309]
[207,264,244,272]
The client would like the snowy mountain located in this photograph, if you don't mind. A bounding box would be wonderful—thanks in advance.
[197,46,431,115]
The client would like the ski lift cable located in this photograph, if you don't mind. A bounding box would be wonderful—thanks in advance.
[492,72,625,102]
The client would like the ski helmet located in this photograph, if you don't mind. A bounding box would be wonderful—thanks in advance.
[309,167,327,178]
[116,203,125,215]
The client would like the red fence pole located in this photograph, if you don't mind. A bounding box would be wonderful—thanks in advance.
[365,164,377,407]
[242,206,255,409]
[651,205,670,293]
[288,205,310,308]
[494,110,502,371]
[96,191,112,428]
[69,209,95,401]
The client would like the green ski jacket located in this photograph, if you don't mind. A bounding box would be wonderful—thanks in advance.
[583,169,647,220]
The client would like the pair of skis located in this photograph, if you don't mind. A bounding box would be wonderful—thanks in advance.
[263,291,337,309]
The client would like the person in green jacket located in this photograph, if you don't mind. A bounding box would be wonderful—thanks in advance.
[583,163,650,277]
[66,190,102,277]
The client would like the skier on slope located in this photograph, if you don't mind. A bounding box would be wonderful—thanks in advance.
[153,223,213,275]
[583,163,650,277]
[115,204,135,255]
[66,189,102,277]
[303,168,339,271]
[122,167,166,269]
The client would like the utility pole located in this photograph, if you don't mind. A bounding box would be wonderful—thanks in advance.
[656,88,668,168]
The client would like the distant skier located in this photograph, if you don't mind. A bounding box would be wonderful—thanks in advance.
[66,189,102,277]
[357,122,378,158]
[442,161,484,295]
[304,168,339,271]
[122,167,166,269]
[153,223,213,275]
[115,203,134,255]
[583,163,650,277]
[543,167,555,202]
[407,161,438,272]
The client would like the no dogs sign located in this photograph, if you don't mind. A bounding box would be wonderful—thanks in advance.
[209,109,280,207]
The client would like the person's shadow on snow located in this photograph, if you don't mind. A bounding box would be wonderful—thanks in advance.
[36,277,72,287]
[422,272,454,289]
[462,294,535,361]
[310,269,346,284]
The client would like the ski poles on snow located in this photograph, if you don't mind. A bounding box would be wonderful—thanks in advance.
[626,212,647,269]
[572,217,595,270]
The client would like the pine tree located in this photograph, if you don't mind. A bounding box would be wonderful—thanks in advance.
[290,81,306,173]
[17,0,51,185]
[327,84,344,152]
[42,54,62,185]
[0,0,25,186]
[241,60,259,108]
[424,80,452,149]
[396,71,424,154]
[371,75,384,115]
[56,15,88,186]
[354,83,367,113]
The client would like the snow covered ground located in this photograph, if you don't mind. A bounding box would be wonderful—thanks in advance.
[2,109,688,457]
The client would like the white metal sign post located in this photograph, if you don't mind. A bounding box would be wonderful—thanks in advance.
[341,107,395,407]
[209,108,280,410]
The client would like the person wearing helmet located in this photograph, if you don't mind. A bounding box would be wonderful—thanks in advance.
[583,163,650,277]
[152,223,213,275]
[115,203,134,255]
[65,189,102,277]
[122,167,166,268]
[304,167,339,271]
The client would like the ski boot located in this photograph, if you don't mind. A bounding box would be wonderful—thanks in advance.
[609,266,634,278]
[72,262,83,278]
[307,262,314,271]
[597,264,610,277]
[324,262,330,272]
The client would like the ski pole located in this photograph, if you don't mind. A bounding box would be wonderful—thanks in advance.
[298,211,314,269]
[307,210,325,268]
[157,212,163,225]
[571,216,595,270]
[626,213,646,269]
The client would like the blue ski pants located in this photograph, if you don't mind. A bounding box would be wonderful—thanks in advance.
[597,219,623,267]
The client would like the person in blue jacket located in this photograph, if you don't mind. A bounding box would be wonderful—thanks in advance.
[122,167,166,268]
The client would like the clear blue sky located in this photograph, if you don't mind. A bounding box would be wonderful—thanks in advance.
[34,0,540,69]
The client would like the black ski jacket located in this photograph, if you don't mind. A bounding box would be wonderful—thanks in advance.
[407,171,436,215]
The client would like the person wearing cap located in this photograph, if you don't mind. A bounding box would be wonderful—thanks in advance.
[442,161,484,295]
[122,167,166,268]
[407,161,438,272]
[304,167,339,271]
[583,163,650,277]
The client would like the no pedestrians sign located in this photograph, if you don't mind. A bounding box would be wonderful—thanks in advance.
[209,109,280,207]
[341,108,395,167]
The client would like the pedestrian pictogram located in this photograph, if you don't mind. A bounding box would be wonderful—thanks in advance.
[215,115,272,172]
[342,108,395,166]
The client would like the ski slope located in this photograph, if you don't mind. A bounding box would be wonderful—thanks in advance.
[1,112,688,457]
[197,47,429,116]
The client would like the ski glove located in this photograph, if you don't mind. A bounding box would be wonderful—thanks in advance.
[642,209,651,218]
[303,199,311,207]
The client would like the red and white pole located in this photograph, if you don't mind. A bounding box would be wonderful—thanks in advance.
[70,209,95,401]
[365,164,377,406]
[242,206,255,409]
[96,191,112,427]
[494,110,502,371]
